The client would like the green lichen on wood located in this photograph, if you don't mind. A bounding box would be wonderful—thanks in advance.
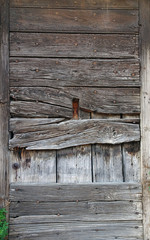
[0,209,8,240]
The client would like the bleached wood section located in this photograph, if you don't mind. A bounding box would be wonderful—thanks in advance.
[10,150,56,183]
[57,146,92,183]
[9,120,140,150]
[140,0,150,239]
[10,0,138,9]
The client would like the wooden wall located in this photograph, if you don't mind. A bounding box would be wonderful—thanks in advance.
[8,0,143,239]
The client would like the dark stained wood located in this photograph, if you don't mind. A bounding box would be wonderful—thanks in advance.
[10,9,138,33]
[10,183,142,202]
[10,33,138,58]
[9,120,140,150]
[0,0,9,207]
[10,58,140,87]
[10,87,140,116]
[10,0,139,9]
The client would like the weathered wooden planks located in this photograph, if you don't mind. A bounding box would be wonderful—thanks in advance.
[9,58,140,87]
[10,183,142,202]
[10,33,138,58]
[10,150,56,183]
[9,120,140,150]
[10,87,140,116]
[10,9,138,33]
[10,0,139,9]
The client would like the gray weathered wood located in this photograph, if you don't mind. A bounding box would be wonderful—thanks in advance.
[10,58,140,87]
[10,150,56,183]
[10,87,140,115]
[10,33,138,59]
[10,0,139,9]
[9,120,140,150]
[10,183,142,202]
[93,144,123,182]
[10,9,138,33]
[123,142,141,182]
[57,146,92,183]
[9,200,142,219]
[140,0,150,239]
[0,0,9,207]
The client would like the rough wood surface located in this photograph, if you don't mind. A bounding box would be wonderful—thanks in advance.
[9,58,140,87]
[10,0,139,9]
[140,0,150,239]
[9,120,140,150]
[57,146,92,183]
[10,87,140,116]
[123,142,141,182]
[10,183,142,202]
[10,33,138,59]
[93,144,123,182]
[10,9,138,33]
[9,221,143,240]
[10,150,56,183]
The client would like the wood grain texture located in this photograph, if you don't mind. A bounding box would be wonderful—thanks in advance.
[9,221,143,240]
[123,142,141,182]
[10,87,140,116]
[10,58,140,87]
[140,0,150,239]
[10,9,138,33]
[10,150,56,183]
[57,146,92,183]
[10,33,139,58]
[10,0,139,9]
[9,120,140,150]
[10,183,142,202]
[93,144,123,182]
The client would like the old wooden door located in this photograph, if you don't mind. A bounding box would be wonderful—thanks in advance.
[8,0,143,239]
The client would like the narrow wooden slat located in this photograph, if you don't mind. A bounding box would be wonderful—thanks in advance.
[57,146,92,183]
[10,58,140,87]
[123,142,141,182]
[10,87,140,116]
[9,120,140,150]
[10,183,142,202]
[10,33,138,58]
[10,0,139,9]
[10,150,56,183]
[10,9,138,33]
[93,145,123,182]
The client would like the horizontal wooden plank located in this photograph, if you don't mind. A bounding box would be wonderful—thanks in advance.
[9,200,142,220]
[10,0,139,9]
[10,33,138,58]
[9,120,140,150]
[10,58,140,87]
[10,87,140,116]
[10,183,142,201]
[9,221,143,239]
[10,9,138,33]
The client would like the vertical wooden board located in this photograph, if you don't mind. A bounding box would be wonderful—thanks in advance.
[57,145,92,183]
[93,144,123,182]
[122,142,140,182]
[140,0,150,239]
[10,149,56,183]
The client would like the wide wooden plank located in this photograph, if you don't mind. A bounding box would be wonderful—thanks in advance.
[10,9,138,33]
[10,183,142,202]
[10,0,139,9]
[57,146,92,183]
[10,150,56,183]
[9,221,143,239]
[9,120,140,150]
[93,144,123,182]
[10,87,140,116]
[10,58,140,87]
[10,33,138,58]
[9,200,142,219]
